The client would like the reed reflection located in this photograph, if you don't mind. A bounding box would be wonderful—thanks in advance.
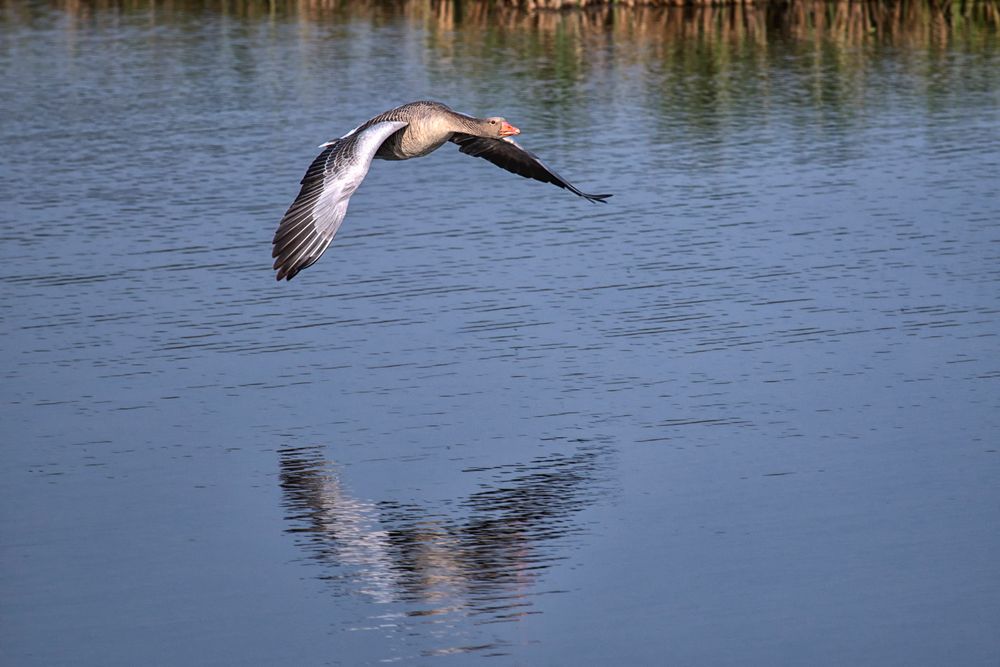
[20,0,996,142]
[278,443,611,622]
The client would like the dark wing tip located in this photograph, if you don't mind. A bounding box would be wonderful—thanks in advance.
[274,262,295,281]
[273,252,310,281]
[565,186,612,203]
[272,235,301,280]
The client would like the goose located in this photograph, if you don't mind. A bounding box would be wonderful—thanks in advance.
[271,100,611,280]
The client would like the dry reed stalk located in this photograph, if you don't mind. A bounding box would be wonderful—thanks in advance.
[22,0,1000,43]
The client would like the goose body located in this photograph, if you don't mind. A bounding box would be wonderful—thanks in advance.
[272,100,610,281]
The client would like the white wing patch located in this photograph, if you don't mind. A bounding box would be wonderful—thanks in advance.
[319,121,367,147]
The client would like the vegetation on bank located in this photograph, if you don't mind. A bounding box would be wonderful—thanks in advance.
[6,0,998,48]
[488,0,997,12]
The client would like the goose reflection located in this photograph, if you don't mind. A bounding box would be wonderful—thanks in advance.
[278,443,610,622]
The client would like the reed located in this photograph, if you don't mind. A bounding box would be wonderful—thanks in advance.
[10,0,999,46]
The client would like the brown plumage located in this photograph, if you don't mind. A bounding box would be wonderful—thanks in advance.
[272,101,611,281]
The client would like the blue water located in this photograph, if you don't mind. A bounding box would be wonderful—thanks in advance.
[1,4,999,665]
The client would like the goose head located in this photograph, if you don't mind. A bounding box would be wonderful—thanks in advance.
[483,116,520,139]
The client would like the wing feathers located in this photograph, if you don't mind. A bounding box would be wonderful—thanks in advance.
[450,134,611,203]
[271,120,408,280]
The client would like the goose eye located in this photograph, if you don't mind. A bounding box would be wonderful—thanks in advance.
[490,120,496,125]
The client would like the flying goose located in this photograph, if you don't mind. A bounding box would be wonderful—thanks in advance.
[271,100,611,280]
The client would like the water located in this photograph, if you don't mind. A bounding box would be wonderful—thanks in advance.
[2,2,999,665]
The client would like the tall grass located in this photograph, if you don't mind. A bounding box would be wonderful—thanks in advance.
[7,0,998,48]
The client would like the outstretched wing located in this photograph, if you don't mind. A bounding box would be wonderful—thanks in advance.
[450,134,611,203]
[272,120,408,281]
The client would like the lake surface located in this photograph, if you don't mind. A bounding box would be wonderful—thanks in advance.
[1,2,999,665]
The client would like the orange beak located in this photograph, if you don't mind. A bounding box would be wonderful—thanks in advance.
[499,121,520,137]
